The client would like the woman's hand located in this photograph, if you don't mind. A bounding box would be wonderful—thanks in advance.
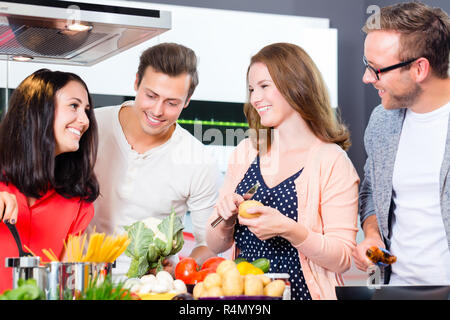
[214,193,246,227]
[0,191,18,224]
[238,205,291,241]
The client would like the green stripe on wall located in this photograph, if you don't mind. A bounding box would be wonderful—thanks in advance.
[177,119,248,127]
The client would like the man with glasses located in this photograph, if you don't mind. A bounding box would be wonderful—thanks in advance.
[352,2,450,285]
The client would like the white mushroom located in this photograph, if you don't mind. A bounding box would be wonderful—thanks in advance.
[138,281,155,294]
[156,271,173,284]
[141,274,156,284]
[123,278,140,290]
[173,279,188,293]
[151,279,172,293]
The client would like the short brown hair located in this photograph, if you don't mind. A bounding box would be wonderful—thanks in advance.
[136,42,199,99]
[363,2,450,78]
[244,42,351,151]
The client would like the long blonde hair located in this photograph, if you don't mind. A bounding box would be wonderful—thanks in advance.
[244,42,351,151]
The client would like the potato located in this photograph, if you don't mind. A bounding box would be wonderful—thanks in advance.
[193,282,205,299]
[257,274,271,286]
[263,280,286,297]
[200,289,210,298]
[216,260,236,276]
[203,273,222,290]
[244,275,264,296]
[221,268,244,296]
[238,200,263,218]
[206,286,224,297]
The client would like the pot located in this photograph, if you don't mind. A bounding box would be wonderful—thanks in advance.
[5,258,115,300]
[5,256,46,290]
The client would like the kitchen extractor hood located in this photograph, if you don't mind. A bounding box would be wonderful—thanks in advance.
[0,0,171,66]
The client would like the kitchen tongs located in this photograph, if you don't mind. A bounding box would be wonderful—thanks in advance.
[210,182,260,228]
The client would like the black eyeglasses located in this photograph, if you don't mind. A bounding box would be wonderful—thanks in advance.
[363,56,418,80]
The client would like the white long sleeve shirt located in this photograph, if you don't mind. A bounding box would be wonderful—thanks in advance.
[89,104,221,277]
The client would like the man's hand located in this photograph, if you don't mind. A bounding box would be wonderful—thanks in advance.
[352,236,385,271]
[147,258,175,277]
[352,215,385,271]
[189,245,216,267]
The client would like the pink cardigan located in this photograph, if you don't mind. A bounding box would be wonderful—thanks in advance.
[206,138,360,299]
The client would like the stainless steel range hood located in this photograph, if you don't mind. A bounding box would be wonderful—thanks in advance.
[0,0,171,66]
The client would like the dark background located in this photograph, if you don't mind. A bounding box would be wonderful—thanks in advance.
[128,0,450,179]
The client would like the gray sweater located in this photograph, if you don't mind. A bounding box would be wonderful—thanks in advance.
[359,105,450,274]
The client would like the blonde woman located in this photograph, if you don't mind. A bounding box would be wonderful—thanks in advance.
[206,43,359,300]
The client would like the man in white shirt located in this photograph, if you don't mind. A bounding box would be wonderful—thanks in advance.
[353,2,450,284]
[89,43,220,277]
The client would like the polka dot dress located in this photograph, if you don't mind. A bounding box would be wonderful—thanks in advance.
[234,156,312,300]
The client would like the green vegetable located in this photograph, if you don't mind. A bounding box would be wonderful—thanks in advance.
[234,257,247,264]
[124,208,184,278]
[124,220,154,278]
[75,275,133,300]
[173,229,184,254]
[147,242,159,262]
[0,279,45,300]
[251,258,270,273]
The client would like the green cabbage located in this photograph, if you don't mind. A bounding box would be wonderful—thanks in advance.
[124,208,184,278]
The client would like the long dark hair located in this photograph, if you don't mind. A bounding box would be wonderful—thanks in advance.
[0,69,99,202]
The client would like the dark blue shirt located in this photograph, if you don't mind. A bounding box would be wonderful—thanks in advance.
[234,156,312,300]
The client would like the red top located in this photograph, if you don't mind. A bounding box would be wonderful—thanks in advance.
[0,182,94,294]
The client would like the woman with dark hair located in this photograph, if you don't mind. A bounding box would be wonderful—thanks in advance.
[206,43,359,300]
[0,68,99,293]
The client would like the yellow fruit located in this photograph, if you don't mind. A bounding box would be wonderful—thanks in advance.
[236,261,264,276]
[238,200,264,218]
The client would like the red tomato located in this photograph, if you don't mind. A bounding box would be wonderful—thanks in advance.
[190,267,214,284]
[201,257,225,272]
[111,289,141,300]
[175,257,199,284]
